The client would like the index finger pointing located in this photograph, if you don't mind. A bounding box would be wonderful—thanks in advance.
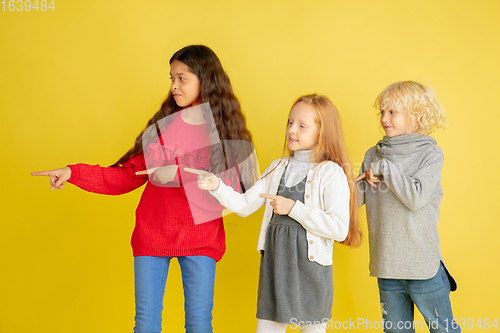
[355,173,366,182]
[259,194,278,200]
[183,167,206,175]
[135,167,159,175]
[31,171,52,177]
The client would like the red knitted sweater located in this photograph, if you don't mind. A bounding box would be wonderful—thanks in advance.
[68,113,231,261]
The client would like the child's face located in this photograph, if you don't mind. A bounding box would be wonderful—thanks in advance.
[170,60,201,108]
[287,102,319,151]
[380,103,415,137]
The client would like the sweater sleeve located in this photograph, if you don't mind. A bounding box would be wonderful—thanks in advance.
[67,155,148,195]
[288,165,350,242]
[210,177,266,217]
[370,147,444,211]
[209,162,277,217]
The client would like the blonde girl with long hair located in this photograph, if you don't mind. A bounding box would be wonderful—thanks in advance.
[190,94,362,333]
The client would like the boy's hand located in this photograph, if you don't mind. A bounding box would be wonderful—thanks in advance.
[184,168,220,191]
[31,167,71,190]
[259,194,295,215]
[355,167,380,188]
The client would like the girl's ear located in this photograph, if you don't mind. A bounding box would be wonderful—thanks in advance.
[315,130,321,145]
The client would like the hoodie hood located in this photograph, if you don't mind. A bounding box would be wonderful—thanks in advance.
[376,133,437,157]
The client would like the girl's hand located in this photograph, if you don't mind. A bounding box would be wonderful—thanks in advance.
[259,194,295,215]
[184,168,219,191]
[197,172,219,191]
[135,165,179,184]
[355,167,380,188]
[152,165,179,184]
[31,167,71,190]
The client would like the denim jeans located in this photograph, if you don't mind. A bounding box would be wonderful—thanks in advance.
[377,263,460,333]
[133,255,216,333]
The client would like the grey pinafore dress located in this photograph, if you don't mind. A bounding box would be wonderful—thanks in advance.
[256,168,333,323]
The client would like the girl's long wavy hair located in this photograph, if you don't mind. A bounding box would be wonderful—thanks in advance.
[268,94,362,247]
[112,45,257,189]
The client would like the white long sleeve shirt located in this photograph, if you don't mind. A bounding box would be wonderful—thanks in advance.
[211,156,350,266]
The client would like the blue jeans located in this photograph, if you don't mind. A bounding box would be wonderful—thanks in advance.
[133,255,216,333]
[377,263,460,333]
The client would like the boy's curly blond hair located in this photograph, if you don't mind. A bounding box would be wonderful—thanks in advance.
[374,81,448,135]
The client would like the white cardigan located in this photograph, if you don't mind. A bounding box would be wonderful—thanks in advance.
[211,157,350,266]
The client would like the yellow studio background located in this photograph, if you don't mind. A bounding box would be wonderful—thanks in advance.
[1,0,499,332]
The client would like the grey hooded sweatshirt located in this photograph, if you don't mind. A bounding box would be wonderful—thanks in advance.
[359,133,456,290]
